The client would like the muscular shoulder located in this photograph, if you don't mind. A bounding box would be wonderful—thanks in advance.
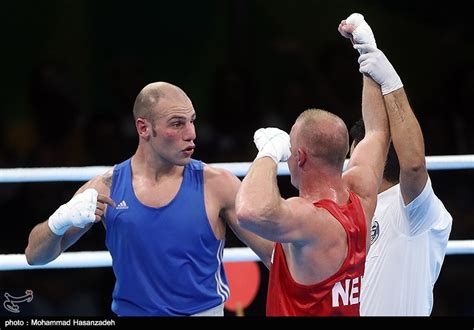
[343,168,377,204]
[286,196,312,209]
[77,167,115,196]
[286,196,346,244]
[285,197,319,223]
[203,164,241,202]
[203,164,240,190]
[286,196,332,220]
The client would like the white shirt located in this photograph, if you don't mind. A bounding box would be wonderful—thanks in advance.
[360,178,452,316]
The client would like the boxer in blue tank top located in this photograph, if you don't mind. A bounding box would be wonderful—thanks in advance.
[105,158,229,315]
[25,82,272,316]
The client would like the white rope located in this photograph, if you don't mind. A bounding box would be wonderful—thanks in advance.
[0,156,471,271]
[425,155,474,170]
[445,240,474,255]
[0,155,473,182]
[1,247,259,271]
[1,242,472,271]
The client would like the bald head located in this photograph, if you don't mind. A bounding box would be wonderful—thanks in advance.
[294,109,349,169]
[133,82,191,121]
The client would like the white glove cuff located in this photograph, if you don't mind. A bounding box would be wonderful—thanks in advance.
[382,77,403,95]
[255,151,279,164]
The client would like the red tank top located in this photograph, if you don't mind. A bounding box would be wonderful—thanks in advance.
[266,191,367,316]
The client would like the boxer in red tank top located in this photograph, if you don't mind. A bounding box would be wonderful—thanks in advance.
[235,76,389,316]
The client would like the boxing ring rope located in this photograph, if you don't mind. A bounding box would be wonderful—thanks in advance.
[2,240,474,271]
[1,154,473,272]
[1,155,473,183]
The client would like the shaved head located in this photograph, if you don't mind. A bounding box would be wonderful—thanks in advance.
[133,82,191,121]
[294,109,349,169]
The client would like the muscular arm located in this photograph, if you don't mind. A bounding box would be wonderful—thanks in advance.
[25,171,114,265]
[236,158,313,244]
[25,220,93,265]
[207,166,274,268]
[384,88,428,204]
[345,76,390,216]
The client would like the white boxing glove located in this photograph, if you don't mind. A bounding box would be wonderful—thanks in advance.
[254,128,291,164]
[345,13,376,52]
[339,13,377,54]
[48,188,98,236]
[355,44,403,95]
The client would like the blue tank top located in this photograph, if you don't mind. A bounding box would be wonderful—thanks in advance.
[104,158,229,316]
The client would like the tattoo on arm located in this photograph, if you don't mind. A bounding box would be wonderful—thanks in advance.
[101,172,113,189]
